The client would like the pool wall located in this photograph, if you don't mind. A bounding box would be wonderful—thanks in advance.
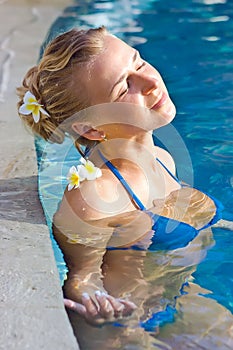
[0,1,79,349]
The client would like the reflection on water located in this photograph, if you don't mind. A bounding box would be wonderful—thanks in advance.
[37,0,233,349]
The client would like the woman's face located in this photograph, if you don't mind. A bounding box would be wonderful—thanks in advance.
[77,34,176,125]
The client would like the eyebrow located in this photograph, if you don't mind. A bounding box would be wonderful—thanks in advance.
[109,50,138,97]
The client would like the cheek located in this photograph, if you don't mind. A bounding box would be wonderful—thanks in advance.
[121,93,143,105]
[88,88,109,105]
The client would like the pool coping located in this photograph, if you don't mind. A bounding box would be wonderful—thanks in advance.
[0,1,79,349]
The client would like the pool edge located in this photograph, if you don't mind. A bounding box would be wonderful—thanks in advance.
[0,1,79,349]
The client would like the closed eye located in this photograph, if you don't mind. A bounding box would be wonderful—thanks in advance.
[136,61,146,70]
[118,85,129,98]
[116,57,146,100]
[117,61,146,99]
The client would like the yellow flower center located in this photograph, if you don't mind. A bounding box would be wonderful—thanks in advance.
[28,97,37,103]
[85,163,95,173]
[26,104,40,113]
[70,173,80,185]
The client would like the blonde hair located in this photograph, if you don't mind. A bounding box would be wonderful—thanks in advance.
[17,26,107,148]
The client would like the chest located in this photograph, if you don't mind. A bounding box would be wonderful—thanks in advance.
[96,163,180,213]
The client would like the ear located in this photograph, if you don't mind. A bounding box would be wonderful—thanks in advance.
[71,122,105,141]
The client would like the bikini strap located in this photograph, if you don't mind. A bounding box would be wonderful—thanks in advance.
[156,157,182,186]
[98,150,146,211]
[98,151,182,210]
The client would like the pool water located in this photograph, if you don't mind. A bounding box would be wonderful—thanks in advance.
[37,0,233,348]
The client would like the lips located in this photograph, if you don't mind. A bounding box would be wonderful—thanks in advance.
[151,92,167,110]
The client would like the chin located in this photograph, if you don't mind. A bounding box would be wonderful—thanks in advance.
[166,102,176,122]
[159,101,176,126]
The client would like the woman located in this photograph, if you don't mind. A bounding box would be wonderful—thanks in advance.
[17,27,232,349]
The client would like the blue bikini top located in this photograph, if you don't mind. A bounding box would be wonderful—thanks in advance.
[98,151,223,251]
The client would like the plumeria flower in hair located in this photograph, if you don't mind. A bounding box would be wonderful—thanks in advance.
[66,166,85,191]
[78,158,102,180]
[19,91,49,123]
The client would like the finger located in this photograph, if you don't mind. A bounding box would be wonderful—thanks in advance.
[64,298,87,316]
[104,294,125,317]
[64,297,107,327]
[118,299,137,316]
[81,293,99,317]
[95,291,115,318]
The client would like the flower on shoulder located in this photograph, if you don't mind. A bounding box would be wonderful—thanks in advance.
[78,158,102,180]
[66,158,102,191]
[18,91,49,123]
[66,165,84,191]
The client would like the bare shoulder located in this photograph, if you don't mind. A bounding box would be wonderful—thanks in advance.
[55,177,108,223]
[54,167,125,225]
[52,173,116,245]
[53,172,153,248]
[154,146,176,175]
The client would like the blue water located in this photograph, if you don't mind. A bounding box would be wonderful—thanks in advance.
[38,0,233,332]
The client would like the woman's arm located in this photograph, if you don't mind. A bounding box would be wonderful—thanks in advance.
[52,183,153,324]
[53,222,113,300]
[53,227,106,298]
[53,226,137,325]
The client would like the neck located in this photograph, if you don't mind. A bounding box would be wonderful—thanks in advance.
[88,132,156,170]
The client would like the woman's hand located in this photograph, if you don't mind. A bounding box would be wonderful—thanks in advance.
[64,291,137,326]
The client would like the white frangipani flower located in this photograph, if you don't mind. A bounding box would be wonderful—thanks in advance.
[66,166,84,191]
[19,91,49,123]
[66,159,102,191]
[78,158,102,180]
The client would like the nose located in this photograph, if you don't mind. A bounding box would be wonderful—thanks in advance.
[142,75,159,95]
[133,73,159,95]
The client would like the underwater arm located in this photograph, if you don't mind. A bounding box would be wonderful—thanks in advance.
[53,220,137,325]
[53,184,153,325]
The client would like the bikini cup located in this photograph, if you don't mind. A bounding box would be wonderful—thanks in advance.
[108,189,221,252]
[98,150,223,251]
[151,186,218,230]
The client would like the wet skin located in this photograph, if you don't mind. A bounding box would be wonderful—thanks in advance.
[53,34,216,328]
